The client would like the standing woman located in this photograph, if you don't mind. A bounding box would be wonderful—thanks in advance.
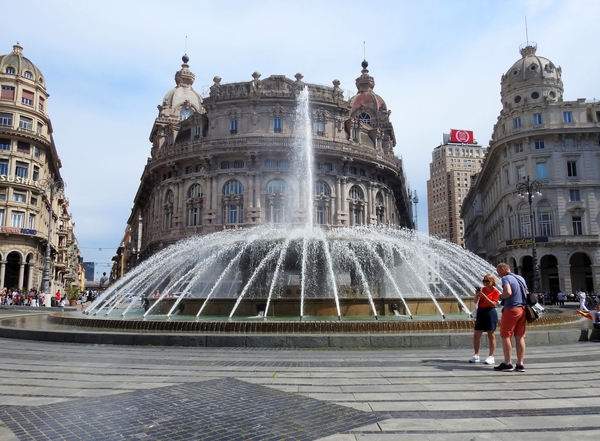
[469,274,501,364]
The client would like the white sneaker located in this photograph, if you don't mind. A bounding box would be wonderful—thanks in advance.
[484,356,495,365]
[469,355,480,363]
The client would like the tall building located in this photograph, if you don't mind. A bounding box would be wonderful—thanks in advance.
[463,43,600,294]
[427,130,486,246]
[116,57,413,268]
[0,43,80,293]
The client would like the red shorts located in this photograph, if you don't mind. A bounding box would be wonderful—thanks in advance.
[500,306,526,338]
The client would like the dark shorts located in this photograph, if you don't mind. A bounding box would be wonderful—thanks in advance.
[474,307,498,332]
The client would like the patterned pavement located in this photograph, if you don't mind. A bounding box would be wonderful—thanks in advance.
[0,334,599,440]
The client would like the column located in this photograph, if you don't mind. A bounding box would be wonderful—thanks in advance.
[254,174,261,208]
[0,260,6,289]
[248,173,254,208]
[18,263,25,290]
[557,264,571,294]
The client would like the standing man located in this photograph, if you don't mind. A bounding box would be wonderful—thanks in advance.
[578,288,589,312]
[494,262,527,373]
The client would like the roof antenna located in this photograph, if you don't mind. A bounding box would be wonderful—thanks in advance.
[525,16,529,45]
[363,40,366,60]
[184,35,188,55]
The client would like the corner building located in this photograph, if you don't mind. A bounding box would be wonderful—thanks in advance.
[463,43,600,294]
[0,44,80,293]
[124,57,413,264]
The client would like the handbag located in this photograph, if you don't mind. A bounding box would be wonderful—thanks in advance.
[525,304,539,323]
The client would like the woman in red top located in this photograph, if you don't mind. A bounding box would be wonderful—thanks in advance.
[469,273,501,365]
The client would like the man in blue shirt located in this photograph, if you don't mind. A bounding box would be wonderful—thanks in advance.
[494,262,528,372]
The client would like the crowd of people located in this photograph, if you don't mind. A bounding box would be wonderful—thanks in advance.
[0,288,101,307]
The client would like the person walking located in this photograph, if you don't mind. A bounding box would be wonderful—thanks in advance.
[494,262,527,373]
[469,274,500,365]
[578,288,589,312]
[557,290,565,306]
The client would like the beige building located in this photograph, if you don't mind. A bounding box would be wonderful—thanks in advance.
[463,43,600,294]
[427,134,486,246]
[0,43,80,294]
[116,56,413,268]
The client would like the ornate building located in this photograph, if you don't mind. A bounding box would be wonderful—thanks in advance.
[0,43,80,294]
[119,56,413,267]
[463,43,600,294]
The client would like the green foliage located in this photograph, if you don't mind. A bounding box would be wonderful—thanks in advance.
[65,287,80,301]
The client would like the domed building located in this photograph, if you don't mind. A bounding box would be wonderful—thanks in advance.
[0,43,81,296]
[118,56,413,268]
[463,43,600,295]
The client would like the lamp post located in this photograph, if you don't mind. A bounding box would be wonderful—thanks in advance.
[516,176,542,293]
[40,178,65,298]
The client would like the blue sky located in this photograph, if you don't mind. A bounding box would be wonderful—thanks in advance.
[4,0,598,279]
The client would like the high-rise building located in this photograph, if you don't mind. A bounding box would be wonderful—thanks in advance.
[463,43,600,294]
[0,43,80,293]
[427,130,486,246]
[115,57,413,268]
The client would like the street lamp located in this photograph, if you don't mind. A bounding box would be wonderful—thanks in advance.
[516,176,542,293]
[40,178,65,298]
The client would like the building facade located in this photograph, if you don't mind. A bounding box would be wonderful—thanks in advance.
[427,131,486,246]
[117,56,413,269]
[463,43,600,294]
[0,43,80,294]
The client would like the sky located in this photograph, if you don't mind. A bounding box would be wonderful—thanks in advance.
[4,0,599,279]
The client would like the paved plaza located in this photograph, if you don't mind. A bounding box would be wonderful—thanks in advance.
[0,309,599,440]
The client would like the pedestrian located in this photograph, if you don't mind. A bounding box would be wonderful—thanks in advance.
[494,262,527,373]
[577,288,589,312]
[469,273,500,365]
[590,303,600,329]
[557,289,565,306]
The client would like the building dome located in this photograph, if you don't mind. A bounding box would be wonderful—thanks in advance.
[500,43,563,107]
[348,60,388,122]
[159,54,203,120]
[0,43,45,87]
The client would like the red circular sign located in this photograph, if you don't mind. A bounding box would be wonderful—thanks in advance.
[455,130,470,143]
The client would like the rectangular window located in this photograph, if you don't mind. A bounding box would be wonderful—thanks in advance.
[0,209,4,226]
[504,170,510,186]
[0,112,13,126]
[273,118,282,133]
[569,189,581,201]
[15,161,28,178]
[0,138,10,150]
[572,216,583,235]
[520,213,531,238]
[264,160,276,168]
[28,214,35,229]
[38,97,45,111]
[17,141,30,154]
[509,216,516,239]
[22,90,34,105]
[0,191,5,200]
[534,140,545,150]
[1,85,15,100]
[567,161,577,177]
[563,111,572,123]
[19,116,33,130]
[316,205,325,225]
[317,121,325,136]
[514,143,523,153]
[516,165,525,182]
[533,113,542,125]
[36,122,44,135]
[0,159,8,175]
[30,196,37,206]
[538,212,553,236]
[10,211,25,228]
[185,166,193,174]
[33,165,39,181]
[278,160,289,168]
[13,192,26,203]
[34,146,40,157]
[536,162,547,179]
[233,160,244,168]
[513,117,521,129]
[230,119,238,134]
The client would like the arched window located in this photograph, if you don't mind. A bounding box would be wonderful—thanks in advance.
[179,108,193,121]
[266,179,288,223]
[164,190,174,229]
[537,201,554,236]
[222,180,243,224]
[187,184,203,226]
[349,185,365,225]
[358,113,371,125]
[314,181,332,225]
[375,191,385,224]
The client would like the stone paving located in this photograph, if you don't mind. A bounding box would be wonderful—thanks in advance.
[0,332,599,440]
